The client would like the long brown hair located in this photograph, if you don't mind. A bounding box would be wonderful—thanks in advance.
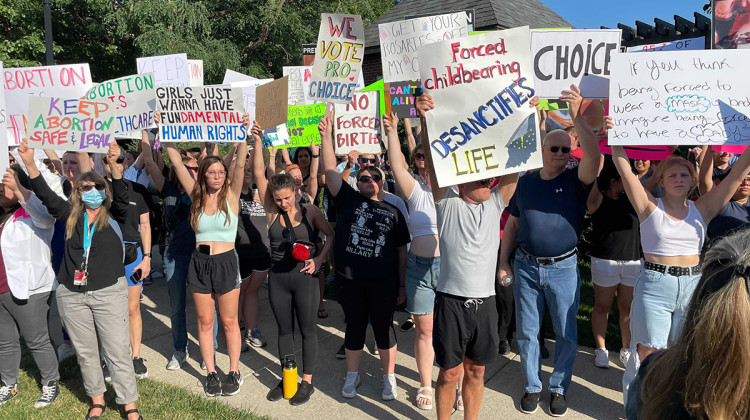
[189,156,231,231]
[640,229,750,419]
[409,144,424,175]
[66,171,112,239]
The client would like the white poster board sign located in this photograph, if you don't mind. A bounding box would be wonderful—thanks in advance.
[531,29,621,99]
[26,96,117,152]
[227,79,274,122]
[85,73,157,134]
[418,27,541,187]
[188,59,204,86]
[309,13,365,104]
[137,53,189,87]
[223,69,256,84]
[626,37,705,53]
[0,62,9,174]
[156,86,246,142]
[283,66,314,105]
[263,124,291,148]
[609,49,750,145]
[378,12,469,83]
[334,91,381,154]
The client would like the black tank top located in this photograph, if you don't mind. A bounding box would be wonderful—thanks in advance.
[590,194,641,261]
[268,207,317,270]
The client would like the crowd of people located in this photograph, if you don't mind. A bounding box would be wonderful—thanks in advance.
[0,83,749,420]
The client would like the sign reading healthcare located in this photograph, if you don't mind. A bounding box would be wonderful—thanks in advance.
[418,27,541,187]
[378,12,469,83]
[137,53,190,87]
[156,86,247,142]
[85,73,157,134]
[334,91,381,154]
[608,49,750,146]
[309,13,364,104]
[531,29,621,99]
[26,96,116,152]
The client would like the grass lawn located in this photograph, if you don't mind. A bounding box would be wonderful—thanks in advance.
[2,351,267,420]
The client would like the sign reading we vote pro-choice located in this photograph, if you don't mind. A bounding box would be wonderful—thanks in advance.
[308,14,365,104]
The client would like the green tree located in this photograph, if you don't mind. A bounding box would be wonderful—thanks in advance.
[0,0,50,67]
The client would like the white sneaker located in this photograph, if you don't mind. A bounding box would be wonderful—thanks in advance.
[619,348,631,367]
[381,373,397,401]
[57,343,75,362]
[166,350,188,371]
[341,372,361,398]
[594,348,609,368]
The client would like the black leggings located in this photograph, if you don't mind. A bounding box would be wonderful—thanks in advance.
[339,274,397,351]
[268,263,319,375]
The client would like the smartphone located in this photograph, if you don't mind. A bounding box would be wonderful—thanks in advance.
[130,268,142,284]
[199,244,211,255]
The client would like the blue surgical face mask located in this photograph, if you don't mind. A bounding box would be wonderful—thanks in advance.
[81,189,106,209]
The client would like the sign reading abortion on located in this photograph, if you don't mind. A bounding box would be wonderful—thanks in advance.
[418,27,541,187]
[284,103,326,148]
[85,73,157,134]
[531,29,621,99]
[309,14,365,104]
[608,49,750,145]
[626,37,705,53]
[26,96,116,152]
[137,54,189,87]
[4,63,92,145]
[334,91,381,154]
[156,86,247,142]
[378,12,468,83]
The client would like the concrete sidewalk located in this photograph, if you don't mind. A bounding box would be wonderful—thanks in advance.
[51,277,626,419]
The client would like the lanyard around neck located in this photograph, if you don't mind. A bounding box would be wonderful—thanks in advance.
[83,213,96,259]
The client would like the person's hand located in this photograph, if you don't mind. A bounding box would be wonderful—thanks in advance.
[397,286,406,305]
[346,150,359,166]
[561,84,584,120]
[17,139,34,164]
[715,0,736,20]
[154,111,161,125]
[2,169,19,193]
[416,93,435,118]
[106,142,120,163]
[497,265,513,288]
[529,95,540,109]
[300,257,322,274]
[242,113,251,129]
[251,121,263,140]
[133,258,151,282]
[602,115,614,132]
[384,112,399,135]
[318,112,332,137]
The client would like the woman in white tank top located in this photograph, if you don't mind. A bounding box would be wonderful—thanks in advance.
[606,116,750,403]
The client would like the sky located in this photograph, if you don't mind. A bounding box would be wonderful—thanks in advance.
[539,0,708,30]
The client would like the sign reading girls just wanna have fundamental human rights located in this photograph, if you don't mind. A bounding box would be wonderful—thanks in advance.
[156,86,247,142]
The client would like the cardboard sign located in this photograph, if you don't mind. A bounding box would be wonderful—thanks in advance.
[255,77,289,129]
[308,13,365,104]
[285,103,326,149]
[262,124,291,148]
[283,66,313,105]
[156,86,246,142]
[378,12,469,83]
[608,49,750,146]
[85,73,157,134]
[188,60,204,86]
[626,37,705,53]
[137,54,189,87]
[4,63,92,145]
[334,91,381,154]
[0,62,9,174]
[531,29,621,99]
[418,27,541,187]
[386,80,420,118]
[26,97,116,152]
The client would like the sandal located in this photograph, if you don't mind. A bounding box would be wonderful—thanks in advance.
[85,404,106,420]
[125,408,144,420]
[456,386,464,411]
[416,386,433,410]
[317,308,328,318]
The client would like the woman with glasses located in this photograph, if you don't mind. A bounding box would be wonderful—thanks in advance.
[164,114,249,398]
[250,122,333,405]
[18,140,143,420]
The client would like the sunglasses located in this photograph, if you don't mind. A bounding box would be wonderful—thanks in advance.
[79,184,105,192]
[548,146,571,154]
[414,153,425,160]
[477,179,493,187]
[358,174,383,183]
[360,158,376,164]
[103,155,125,164]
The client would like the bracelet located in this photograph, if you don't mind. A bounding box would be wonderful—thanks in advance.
[269,153,276,157]
[143,253,152,258]
[312,154,320,158]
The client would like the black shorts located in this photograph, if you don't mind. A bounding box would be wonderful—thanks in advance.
[433,292,499,369]
[187,248,241,295]
[237,243,271,279]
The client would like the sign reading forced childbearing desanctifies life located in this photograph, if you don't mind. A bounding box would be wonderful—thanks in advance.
[156,86,247,142]
[26,96,117,152]
[531,29,621,99]
[608,49,750,146]
[334,91,381,154]
[418,27,541,187]
[378,12,469,83]
[84,73,157,135]
[308,13,365,104]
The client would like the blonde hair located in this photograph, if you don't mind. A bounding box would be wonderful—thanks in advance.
[66,171,112,239]
[654,156,697,187]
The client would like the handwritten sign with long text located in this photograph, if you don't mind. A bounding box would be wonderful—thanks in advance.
[283,66,313,105]
[334,91,381,154]
[137,54,189,87]
[309,14,364,104]
[156,86,247,142]
[85,73,157,134]
[285,103,326,148]
[27,96,116,152]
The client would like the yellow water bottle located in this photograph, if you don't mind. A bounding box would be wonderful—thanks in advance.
[282,355,298,399]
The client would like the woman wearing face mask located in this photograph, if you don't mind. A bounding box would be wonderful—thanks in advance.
[18,140,142,420]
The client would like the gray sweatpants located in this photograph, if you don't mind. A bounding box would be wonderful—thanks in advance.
[0,291,59,386]
[56,277,138,404]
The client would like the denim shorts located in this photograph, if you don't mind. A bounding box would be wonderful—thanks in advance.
[629,267,700,350]
[590,257,641,288]
[405,252,440,315]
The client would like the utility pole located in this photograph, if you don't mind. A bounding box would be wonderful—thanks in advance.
[43,0,54,65]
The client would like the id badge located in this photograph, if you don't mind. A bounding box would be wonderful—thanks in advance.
[73,270,87,286]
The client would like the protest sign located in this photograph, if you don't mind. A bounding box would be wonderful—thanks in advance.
[137,54,189,87]
[608,49,750,146]
[227,79,274,122]
[223,69,256,84]
[188,60,204,86]
[378,12,469,83]
[361,79,386,116]
[285,103,326,148]
[255,77,289,129]
[308,13,365,104]
[85,73,157,134]
[334,91,381,154]
[418,27,541,187]
[0,63,8,174]
[406,9,474,31]
[262,124,291,148]
[283,66,313,105]
[156,86,247,142]
[626,37,705,53]
[26,96,116,152]
[598,142,672,160]
[4,63,92,145]
[531,29,620,99]
[386,80,420,118]
[713,144,747,153]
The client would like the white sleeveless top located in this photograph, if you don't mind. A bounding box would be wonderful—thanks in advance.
[640,199,706,256]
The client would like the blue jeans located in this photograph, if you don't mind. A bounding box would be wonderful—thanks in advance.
[405,253,440,315]
[514,249,581,395]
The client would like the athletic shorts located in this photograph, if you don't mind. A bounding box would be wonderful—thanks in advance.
[237,243,271,279]
[187,248,241,295]
[433,292,498,369]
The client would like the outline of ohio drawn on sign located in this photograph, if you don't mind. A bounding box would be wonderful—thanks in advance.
[26,96,117,152]
[309,13,365,104]
[531,29,621,99]
[85,73,158,135]
[418,26,542,187]
[334,91,381,154]
[608,49,750,146]
[137,53,189,87]
[378,12,469,83]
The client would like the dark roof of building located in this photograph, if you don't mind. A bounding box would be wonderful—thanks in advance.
[364,0,573,53]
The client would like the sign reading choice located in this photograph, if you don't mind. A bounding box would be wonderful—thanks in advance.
[27,96,116,152]
[608,49,750,146]
[156,86,247,142]
[309,13,364,104]
[418,27,541,187]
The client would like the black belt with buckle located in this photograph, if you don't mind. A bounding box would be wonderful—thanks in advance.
[644,261,701,276]
[519,247,577,265]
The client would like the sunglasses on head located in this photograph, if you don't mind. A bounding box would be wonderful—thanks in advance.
[360,158,376,164]
[79,184,105,192]
[414,153,425,160]
[548,146,571,154]
[358,174,383,183]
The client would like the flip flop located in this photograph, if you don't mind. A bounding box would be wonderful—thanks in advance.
[317,308,328,318]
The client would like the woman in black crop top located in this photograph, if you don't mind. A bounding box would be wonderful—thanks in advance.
[251,122,334,405]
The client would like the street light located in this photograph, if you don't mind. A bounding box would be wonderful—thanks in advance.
[43,0,53,65]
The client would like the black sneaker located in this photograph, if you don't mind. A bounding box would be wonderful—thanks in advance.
[101,360,111,383]
[133,357,148,379]
[34,380,59,408]
[266,380,284,402]
[499,339,511,355]
[204,372,222,397]
[290,380,314,406]
[221,371,243,396]
[0,383,18,405]
[550,392,567,417]
[520,392,541,414]
[336,344,346,359]
[400,318,415,332]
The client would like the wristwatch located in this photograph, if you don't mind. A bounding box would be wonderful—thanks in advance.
[143,253,152,258]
